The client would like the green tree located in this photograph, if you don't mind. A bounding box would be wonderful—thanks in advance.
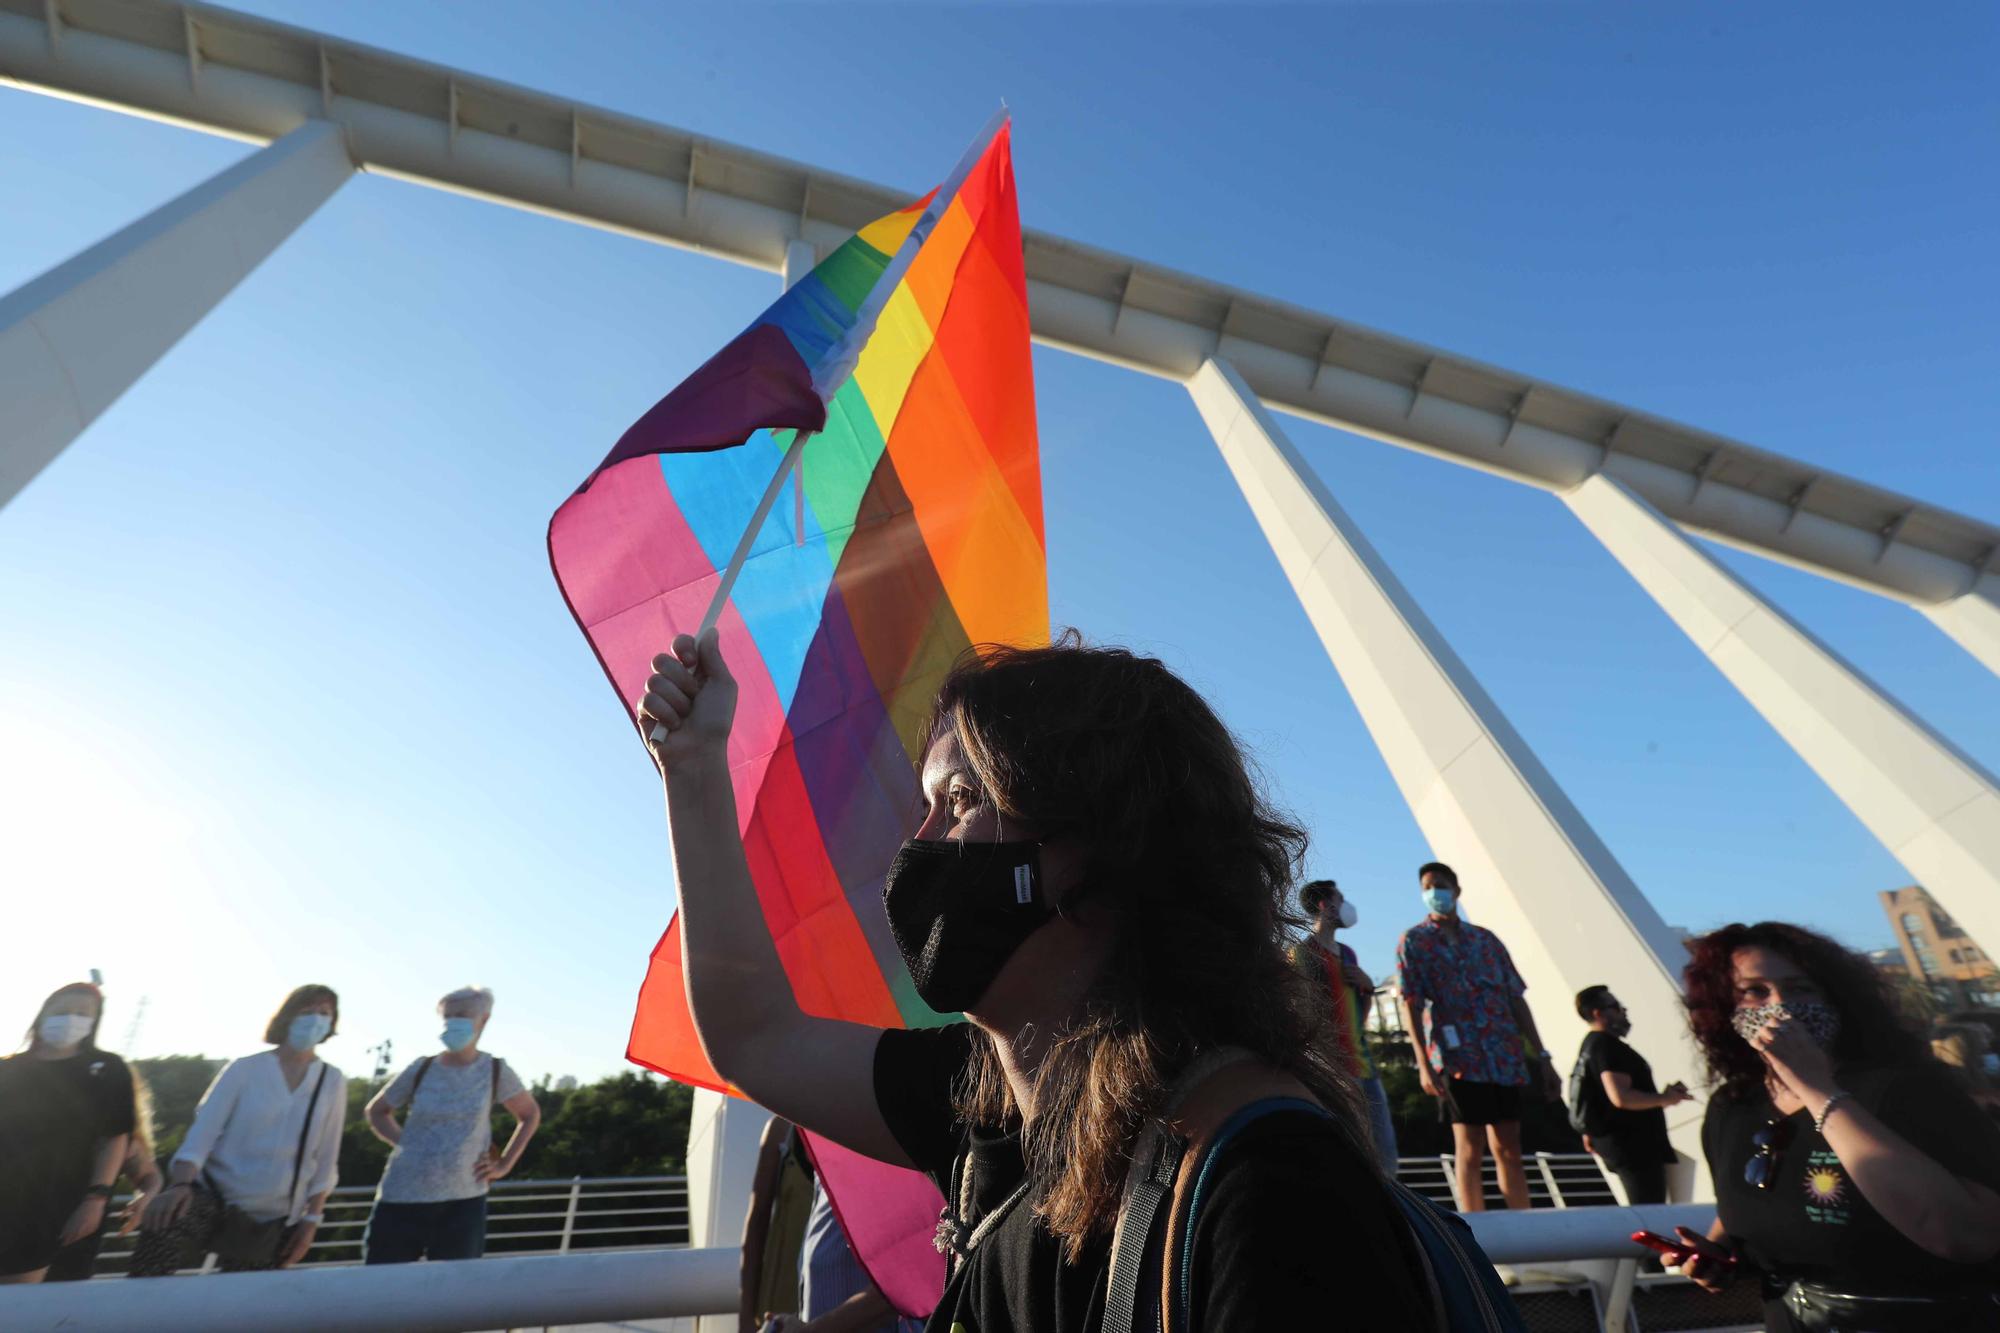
[522,1072,694,1179]
[133,1055,224,1162]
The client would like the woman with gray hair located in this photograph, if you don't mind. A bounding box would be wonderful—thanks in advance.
[362,986,541,1263]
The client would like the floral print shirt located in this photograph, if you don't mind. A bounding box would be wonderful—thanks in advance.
[1395,918,1530,1087]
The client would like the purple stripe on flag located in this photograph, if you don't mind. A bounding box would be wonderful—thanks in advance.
[584,324,826,486]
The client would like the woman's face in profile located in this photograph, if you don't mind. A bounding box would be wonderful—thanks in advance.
[915,733,1011,846]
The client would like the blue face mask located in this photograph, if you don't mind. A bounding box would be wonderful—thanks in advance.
[1422,886,1457,917]
[287,1013,332,1050]
[440,1017,478,1052]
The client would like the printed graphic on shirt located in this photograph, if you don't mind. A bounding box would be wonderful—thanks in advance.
[1801,1149,1850,1225]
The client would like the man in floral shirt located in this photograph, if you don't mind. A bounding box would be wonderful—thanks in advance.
[1396,861,1561,1211]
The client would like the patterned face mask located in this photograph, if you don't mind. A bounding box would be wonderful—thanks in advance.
[1731,999,1841,1050]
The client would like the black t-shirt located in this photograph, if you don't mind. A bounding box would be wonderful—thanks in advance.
[0,1049,135,1221]
[874,1024,1432,1332]
[1704,1062,2000,1292]
[1576,1032,1673,1168]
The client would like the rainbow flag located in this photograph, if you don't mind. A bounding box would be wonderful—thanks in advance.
[547,115,1044,1313]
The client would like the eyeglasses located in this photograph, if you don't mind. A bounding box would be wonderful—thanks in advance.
[1744,1116,1794,1190]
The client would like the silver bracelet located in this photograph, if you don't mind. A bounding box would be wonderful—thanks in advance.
[1814,1090,1852,1135]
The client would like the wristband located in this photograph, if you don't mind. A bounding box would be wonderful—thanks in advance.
[1814,1090,1852,1135]
[299,1213,324,1225]
[84,1184,115,1199]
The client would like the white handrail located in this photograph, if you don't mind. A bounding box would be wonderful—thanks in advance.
[0,1248,738,1333]
[5,1207,1720,1331]
[1463,1203,1715,1264]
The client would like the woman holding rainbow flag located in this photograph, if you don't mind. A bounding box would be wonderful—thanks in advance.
[640,627,1454,1331]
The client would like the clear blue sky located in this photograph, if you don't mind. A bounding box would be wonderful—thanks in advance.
[3,1,1995,1085]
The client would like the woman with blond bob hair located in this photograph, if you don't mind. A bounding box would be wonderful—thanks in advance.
[130,984,346,1276]
[641,630,1439,1330]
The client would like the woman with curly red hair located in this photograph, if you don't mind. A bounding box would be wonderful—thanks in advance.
[1671,921,2000,1330]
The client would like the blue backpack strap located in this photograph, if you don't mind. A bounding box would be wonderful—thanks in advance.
[1384,1182,1530,1333]
[1168,1097,1529,1333]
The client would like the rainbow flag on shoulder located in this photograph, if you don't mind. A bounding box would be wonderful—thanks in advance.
[547,115,1045,1315]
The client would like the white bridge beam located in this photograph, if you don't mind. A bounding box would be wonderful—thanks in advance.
[3,0,1996,630]
[0,117,352,506]
[1566,474,2000,960]
[0,1247,738,1333]
[1189,357,1707,1176]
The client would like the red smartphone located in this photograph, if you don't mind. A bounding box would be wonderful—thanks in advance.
[1631,1229,1694,1264]
[1632,1229,1735,1270]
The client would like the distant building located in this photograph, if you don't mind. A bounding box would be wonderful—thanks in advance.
[1881,885,2000,1010]
[1867,947,1910,979]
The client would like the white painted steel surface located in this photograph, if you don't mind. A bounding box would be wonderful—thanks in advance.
[1189,357,1707,1175]
[0,1209,1719,1330]
[0,115,351,505]
[1463,1204,1714,1264]
[1921,577,2000,678]
[1567,474,2000,969]
[0,1247,740,1333]
[3,0,1995,609]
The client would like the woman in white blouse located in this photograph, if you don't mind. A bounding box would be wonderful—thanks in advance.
[130,985,347,1275]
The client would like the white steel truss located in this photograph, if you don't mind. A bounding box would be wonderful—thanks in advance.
[3,0,1997,641]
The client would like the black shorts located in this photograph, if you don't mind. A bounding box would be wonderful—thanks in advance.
[1438,1079,1523,1126]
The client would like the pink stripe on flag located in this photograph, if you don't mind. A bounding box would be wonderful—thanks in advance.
[802,1131,947,1319]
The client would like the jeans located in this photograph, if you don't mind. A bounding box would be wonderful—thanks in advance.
[1360,1076,1400,1175]
[364,1197,488,1263]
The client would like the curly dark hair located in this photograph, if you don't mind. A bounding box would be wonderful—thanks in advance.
[931,633,1365,1259]
[1683,921,1930,1103]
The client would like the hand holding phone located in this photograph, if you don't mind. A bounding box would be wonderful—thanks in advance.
[1631,1230,1695,1263]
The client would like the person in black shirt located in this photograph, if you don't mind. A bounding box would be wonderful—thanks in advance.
[1571,984,1689,1205]
[638,631,1439,1330]
[0,982,135,1283]
[1670,922,2000,1331]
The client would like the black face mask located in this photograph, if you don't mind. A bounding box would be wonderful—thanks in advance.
[882,838,1051,1015]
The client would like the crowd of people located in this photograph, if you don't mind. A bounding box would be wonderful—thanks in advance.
[6,630,2000,1332]
[0,982,539,1283]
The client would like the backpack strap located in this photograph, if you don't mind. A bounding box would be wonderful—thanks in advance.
[1101,1049,1316,1333]
[409,1055,434,1102]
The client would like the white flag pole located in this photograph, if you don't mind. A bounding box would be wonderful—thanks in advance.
[654,108,1007,744]
[696,429,811,639]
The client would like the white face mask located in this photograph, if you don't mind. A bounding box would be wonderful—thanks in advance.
[1335,899,1358,929]
[38,1013,94,1048]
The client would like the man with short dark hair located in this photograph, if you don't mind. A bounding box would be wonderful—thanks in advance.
[1570,985,1689,1205]
[1291,879,1398,1173]
[1396,861,1560,1211]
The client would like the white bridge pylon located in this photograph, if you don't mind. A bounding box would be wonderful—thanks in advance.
[1191,358,1708,1179]
[1566,475,2000,977]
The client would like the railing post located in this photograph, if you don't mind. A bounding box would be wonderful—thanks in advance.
[1603,1255,1640,1332]
[1534,1152,1565,1207]
[560,1177,581,1253]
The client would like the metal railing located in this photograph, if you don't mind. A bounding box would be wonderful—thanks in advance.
[89,1175,689,1274]
[1,1206,1755,1333]
[89,1156,1606,1274]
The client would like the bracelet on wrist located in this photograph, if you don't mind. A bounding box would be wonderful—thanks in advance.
[1814,1090,1852,1135]
[84,1184,115,1199]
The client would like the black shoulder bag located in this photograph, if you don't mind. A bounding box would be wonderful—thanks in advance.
[209,1062,329,1267]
